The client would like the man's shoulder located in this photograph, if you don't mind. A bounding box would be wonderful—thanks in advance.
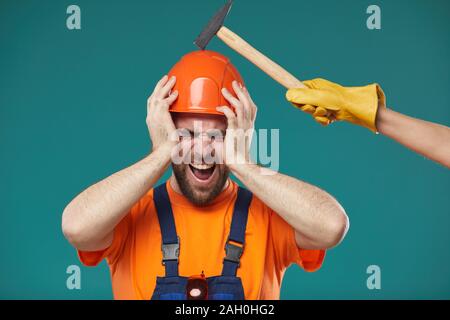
[247,192,273,218]
[129,187,157,218]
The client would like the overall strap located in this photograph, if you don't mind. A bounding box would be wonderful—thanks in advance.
[153,183,179,277]
[222,186,253,276]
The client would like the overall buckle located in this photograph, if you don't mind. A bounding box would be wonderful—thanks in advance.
[162,237,180,265]
[224,241,244,265]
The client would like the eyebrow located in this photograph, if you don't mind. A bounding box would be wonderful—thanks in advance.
[207,129,226,136]
[185,129,226,136]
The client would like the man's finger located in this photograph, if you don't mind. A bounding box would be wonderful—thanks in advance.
[221,87,241,108]
[152,75,168,95]
[148,75,169,105]
[164,90,178,106]
[222,88,244,124]
[243,87,257,121]
[157,76,176,99]
[232,82,252,121]
[216,106,237,129]
[243,86,256,107]
[232,81,250,109]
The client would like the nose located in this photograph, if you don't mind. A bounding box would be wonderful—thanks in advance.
[192,133,216,164]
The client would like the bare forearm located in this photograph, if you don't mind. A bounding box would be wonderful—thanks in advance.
[377,108,450,168]
[62,143,173,250]
[230,163,348,248]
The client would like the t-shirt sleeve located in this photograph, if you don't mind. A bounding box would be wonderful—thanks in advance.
[270,209,325,272]
[77,213,131,267]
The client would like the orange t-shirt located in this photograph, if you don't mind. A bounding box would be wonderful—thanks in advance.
[78,180,325,300]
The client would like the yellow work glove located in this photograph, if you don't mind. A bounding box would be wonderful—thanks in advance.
[286,78,386,132]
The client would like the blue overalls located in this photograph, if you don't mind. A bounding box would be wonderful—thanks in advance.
[150,183,253,300]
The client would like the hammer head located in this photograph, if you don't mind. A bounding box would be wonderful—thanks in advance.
[194,0,233,50]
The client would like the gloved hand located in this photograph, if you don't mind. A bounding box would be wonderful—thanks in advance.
[286,78,386,132]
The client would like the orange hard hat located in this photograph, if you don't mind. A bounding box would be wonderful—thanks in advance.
[168,50,244,115]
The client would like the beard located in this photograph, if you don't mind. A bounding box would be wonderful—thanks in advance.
[171,163,230,206]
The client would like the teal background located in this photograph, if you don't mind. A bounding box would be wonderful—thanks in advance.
[1,0,449,299]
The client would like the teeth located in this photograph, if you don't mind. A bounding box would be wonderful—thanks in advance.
[191,163,214,170]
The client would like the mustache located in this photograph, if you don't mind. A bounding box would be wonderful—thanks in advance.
[171,162,230,206]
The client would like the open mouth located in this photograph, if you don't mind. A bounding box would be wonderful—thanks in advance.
[189,163,216,181]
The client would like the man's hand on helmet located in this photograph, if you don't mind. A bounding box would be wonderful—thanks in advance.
[146,75,179,151]
[217,81,257,169]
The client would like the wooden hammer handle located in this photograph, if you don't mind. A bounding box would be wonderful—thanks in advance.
[217,26,306,89]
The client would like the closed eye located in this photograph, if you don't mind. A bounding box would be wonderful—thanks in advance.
[207,129,225,141]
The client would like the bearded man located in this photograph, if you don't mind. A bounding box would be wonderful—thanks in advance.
[62,50,349,300]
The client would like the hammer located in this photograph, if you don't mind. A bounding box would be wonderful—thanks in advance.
[194,0,306,89]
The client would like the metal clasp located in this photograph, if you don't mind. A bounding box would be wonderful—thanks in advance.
[224,241,244,265]
[162,237,180,265]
